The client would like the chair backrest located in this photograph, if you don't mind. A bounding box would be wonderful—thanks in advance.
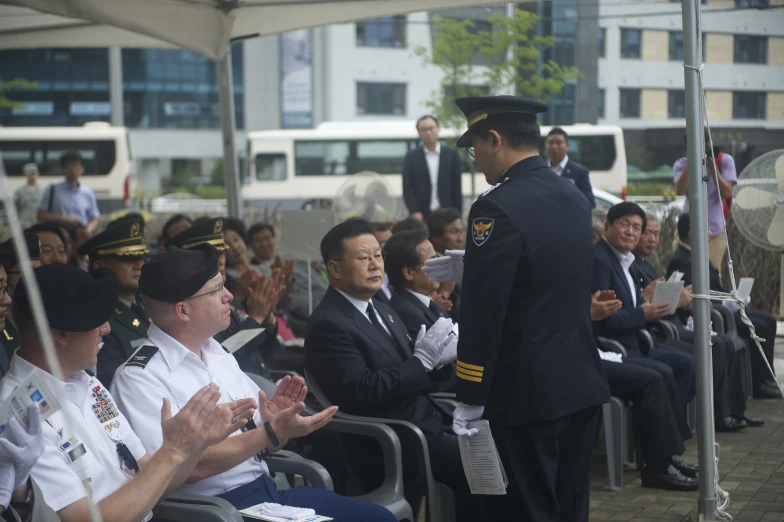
[597,336,628,357]
[303,368,336,408]
[246,371,278,398]
[153,493,243,522]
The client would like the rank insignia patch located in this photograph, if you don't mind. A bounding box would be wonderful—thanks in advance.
[471,218,495,246]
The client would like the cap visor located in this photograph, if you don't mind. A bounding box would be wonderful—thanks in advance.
[456,130,473,148]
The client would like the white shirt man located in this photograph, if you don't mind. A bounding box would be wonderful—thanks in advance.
[604,237,637,307]
[425,142,441,211]
[549,154,569,176]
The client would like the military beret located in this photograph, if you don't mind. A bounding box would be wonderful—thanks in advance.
[0,233,41,269]
[139,244,219,303]
[165,217,228,251]
[14,264,118,332]
[78,219,149,258]
[454,95,549,148]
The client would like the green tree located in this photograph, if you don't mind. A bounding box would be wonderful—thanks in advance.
[0,79,37,110]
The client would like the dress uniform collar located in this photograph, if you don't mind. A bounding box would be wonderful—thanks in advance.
[9,352,90,407]
[497,155,549,184]
[147,323,223,371]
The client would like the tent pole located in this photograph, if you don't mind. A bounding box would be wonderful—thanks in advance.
[216,46,242,218]
[681,0,718,519]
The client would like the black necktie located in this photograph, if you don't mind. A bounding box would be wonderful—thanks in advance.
[366,303,392,340]
[428,300,442,317]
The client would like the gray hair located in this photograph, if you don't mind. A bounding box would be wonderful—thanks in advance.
[645,212,659,225]
[591,208,608,235]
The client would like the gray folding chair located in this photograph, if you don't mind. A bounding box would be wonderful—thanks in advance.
[304,368,453,522]
[712,305,753,399]
[246,372,414,522]
[152,493,242,522]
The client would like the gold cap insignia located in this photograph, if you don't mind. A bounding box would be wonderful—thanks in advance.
[214,219,223,234]
[130,222,141,238]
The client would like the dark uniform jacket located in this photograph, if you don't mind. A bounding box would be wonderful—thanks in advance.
[304,287,451,436]
[213,298,277,380]
[457,155,609,427]
[98,299,151,386]
[1,320,20,377]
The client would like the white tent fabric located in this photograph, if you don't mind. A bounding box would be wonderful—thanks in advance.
[0,0,507,60]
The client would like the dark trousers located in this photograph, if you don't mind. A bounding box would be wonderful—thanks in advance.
[641,343,695,406]
[216,474,397,522]
[486,407,599,522]
[603,360,685,470]
[735,309,777,388]
[423,431,486,522]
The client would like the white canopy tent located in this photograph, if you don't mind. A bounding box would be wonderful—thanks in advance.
[0,0,507,216]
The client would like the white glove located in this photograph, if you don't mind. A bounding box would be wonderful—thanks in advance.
[413,317,455,371]
[0,404,46,490]
[422,250,465,283]
[437,323,459,368]
[452,403,485,437]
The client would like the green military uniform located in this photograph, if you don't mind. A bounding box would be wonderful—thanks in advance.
[78,219,151,387]
[167,218,275,379]
[1,320,20,377]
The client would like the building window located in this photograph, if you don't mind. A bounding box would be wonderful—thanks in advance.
[733,91,766,119]
[619,88,641,118]
[734,35,767,64]
[668,90,686,118]
[669,31,684,61]
[356,16,407,48]
[735,0,769,7]
[598,89,605,119]
[599,28,606,58]
[620,29,642,59]
[356,82,406,115]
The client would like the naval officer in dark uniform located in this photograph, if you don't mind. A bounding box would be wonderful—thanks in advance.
[423,96,610,521]
[78,219,152,386]
[0,232,41,370]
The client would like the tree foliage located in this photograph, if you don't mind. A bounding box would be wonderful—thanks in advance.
[0,79,37,110]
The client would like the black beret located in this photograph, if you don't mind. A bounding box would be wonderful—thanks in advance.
[0,233,41,268]
[165,217,228,251]
[78,219,149,258]
[139,244,219,303]
[14,264,118,332]
[454,95,549,148]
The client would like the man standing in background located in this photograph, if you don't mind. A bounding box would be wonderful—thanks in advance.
[545,127,596,209]
[13,163,42,229]
[36,150,100,235]
[403,115,463,221]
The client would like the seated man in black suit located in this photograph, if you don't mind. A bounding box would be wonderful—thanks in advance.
[425,207,464,320]
[591,291,697,490]
[385,230,455,392]
[304,221,482,522]
[668,212,780,399]
[545,127,596,209]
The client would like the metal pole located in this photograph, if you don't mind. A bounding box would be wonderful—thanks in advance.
[681,0,718,519]
[308,260,313,315]
[109,47,124,126]
[216,46,242,218]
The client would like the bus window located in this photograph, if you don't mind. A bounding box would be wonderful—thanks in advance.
[294,139,418,176]
[352,140,409,174]
[255,153,287,181]
[295,141,350,176]
[0,140,116,176]
[540,135,617,171]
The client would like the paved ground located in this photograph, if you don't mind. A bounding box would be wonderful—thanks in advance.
[589,339,784,522]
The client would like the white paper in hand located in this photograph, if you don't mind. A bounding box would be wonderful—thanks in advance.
[0,368,61,439]
[221,328,265,354]
[240,503,332,522]
[652,281,684,315]
[668,271,684,283]
[736,277,754,304]
[458,420,507,495]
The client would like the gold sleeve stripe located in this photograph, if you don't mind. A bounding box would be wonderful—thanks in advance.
[456,370,482,383]
[457,360,484,372]
[454,366,483,377]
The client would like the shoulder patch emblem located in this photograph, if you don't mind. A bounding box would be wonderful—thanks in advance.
[471,218,495,246]
[125,345,159,369]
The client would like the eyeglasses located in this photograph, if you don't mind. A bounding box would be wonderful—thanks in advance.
[334,251,386,267]
[183,282,224,301]
[467,147,475,159]
[0,285,13,298]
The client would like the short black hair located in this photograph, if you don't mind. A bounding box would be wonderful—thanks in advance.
[160,214,192,242]
[468,113,541,151]
[320,221,375,265]
[393,217,429,235]
[247,222,275,242]
[606,202,647,233]
[384,230,430,288]
[370,222,392,234]
[547,127,569,141]
[425,208,462,238]
[59,150,83,167]
[677,213,691,242]
[416,115,439,130]
[27,222,67,246]
[223,218,248,246]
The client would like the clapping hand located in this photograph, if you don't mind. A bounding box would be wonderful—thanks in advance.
[0,404,46,507]
[422,250,465,283]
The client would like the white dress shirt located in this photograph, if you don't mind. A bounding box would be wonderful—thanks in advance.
[111,324,268,496]
[406,288,432,309]
[604,238,637,307]
[425,143,441,211]
[0,354,149,517]
[335,288,392,337]
[550,154,569,176]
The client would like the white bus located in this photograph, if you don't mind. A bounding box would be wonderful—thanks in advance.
[244,121,627,210]
[0,123,134,212]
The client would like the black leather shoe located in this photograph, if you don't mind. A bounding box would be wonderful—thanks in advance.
[754,382,782,399]
[734,414,764,427]
[671,455,699,478]
[642,465,698,491]
[716,416,747,432]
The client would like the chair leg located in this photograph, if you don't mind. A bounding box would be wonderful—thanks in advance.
[603,400,624,492]
[687,399,696,434]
